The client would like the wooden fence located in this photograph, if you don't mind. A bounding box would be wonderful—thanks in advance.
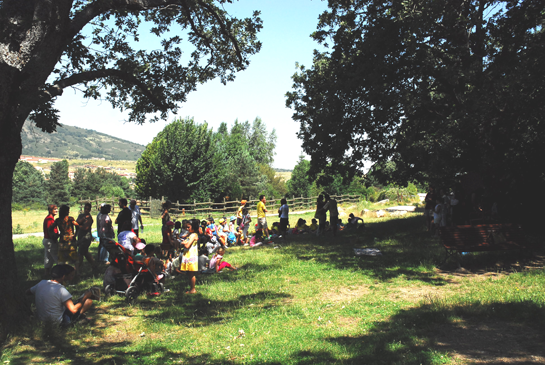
[78,194,361,220]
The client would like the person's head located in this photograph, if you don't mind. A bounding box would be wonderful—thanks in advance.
[100,203,111,214]
[174,221,182,230]
[144,244,156,256]
[281,198,287,205]
[324,194,331,201]
[130,199,137,207]
[297,218,304,226]
[162,200,172,210]
[242,208,248,215]
[207,217,215,224]
[259,195,266,202]
[119,198,128,208]
[241,200,247,206]
[201,220,208,227]
[187,219,199,233]
[312,218,317,224]
[219,217,225,225]
[131,235,141,248]
[47,204,58,216]
[59,205,70,219]
[317,194,323,202]
[217,247,225,256]
[349,213,354,218]
[166,221,175,230]
[51,264,75,283]
[230,216,236,223]
[135,241,146,252]
[84,202,92,214]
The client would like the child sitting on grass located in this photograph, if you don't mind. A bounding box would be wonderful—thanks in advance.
[209,248,237,272]
[309,219,318,234]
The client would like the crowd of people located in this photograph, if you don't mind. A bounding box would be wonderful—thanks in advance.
[30,194,362,326]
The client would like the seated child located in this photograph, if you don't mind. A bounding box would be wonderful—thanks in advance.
[209,248,237,272]
[309,219,318,233]
[296,218,310,234]
[142,244,165,284]
[347,213,365,229]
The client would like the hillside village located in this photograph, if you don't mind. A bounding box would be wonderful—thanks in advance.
[19,155,137,180]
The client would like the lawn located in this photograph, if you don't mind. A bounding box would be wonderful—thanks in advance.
[4,210,545,364]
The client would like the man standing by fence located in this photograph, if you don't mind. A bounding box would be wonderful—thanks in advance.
[115,198,132,236]
[129,199,144,237]
[257,195,270,239]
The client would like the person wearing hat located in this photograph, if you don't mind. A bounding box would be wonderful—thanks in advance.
[236,200,247,227]
[26,264,94,325]
[228,216,240,244]
[216,217,229,247]
[161,220,175,258]
[129,199,144,237]
[133,241,146,261]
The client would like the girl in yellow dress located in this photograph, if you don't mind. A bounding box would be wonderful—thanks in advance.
[180,219,199,294]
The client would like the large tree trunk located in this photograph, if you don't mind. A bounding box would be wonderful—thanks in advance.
[0,95,27,339]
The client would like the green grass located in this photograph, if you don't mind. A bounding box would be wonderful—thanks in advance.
[5,211,545,364]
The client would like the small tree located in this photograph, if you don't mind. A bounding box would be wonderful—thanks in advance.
[12,161,46,207]
[287,156,311,198]
[47,160,71,206]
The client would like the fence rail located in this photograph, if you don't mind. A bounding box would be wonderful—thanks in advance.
[78,194,361,220]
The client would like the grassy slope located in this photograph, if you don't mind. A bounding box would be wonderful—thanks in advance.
[5,211,545,364]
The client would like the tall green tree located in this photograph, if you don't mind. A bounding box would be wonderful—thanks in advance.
[135,117,223,202]
[287,156,311,198]
[0,0,262,332]
[12,161,46,206]
[286,0,545,207]
[248,117,277,165]
[47,160,71,206]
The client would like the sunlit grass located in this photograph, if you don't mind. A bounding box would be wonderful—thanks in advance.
[6,209,545,364]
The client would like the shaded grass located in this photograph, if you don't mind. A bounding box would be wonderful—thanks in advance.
[4,211,545,364]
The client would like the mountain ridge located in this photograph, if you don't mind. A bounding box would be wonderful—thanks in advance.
[22,120,145,161]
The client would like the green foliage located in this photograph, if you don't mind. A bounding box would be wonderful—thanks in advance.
[287,0,545,211]
[72,167,131,200]
[287,156,311,197]
[258,164,287,198]
[135,117,224,202]
[12,161,46,205]
[47,160,71,206]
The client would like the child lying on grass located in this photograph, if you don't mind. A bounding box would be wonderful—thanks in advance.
[209,248,237,272]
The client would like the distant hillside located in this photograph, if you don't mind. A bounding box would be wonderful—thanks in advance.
[21,120,145,161]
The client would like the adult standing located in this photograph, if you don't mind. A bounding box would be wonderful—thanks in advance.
[323,194,339,237]
[96,204,114,264]
[424,187,436,232]
[43,204,59,277]
[53,205,79,269]
[160,200,172,235]
[314,194,326,236]
[76,203,95,271]
[115,198,132,236]
[256,195,270,239]
[278,198,289,237]
[129,199,144,237]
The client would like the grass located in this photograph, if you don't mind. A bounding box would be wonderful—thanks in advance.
[4,208,545,364]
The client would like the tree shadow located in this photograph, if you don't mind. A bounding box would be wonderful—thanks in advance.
[293,300,545,364]
[286,214,544,283]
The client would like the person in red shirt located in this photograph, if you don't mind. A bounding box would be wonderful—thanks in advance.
[43,204,59,277]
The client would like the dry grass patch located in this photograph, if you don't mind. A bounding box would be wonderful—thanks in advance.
[325,284,370,304]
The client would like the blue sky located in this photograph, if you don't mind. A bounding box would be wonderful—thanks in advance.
[55,0,329,170]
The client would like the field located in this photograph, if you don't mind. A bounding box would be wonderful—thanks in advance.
[4,208,545,364]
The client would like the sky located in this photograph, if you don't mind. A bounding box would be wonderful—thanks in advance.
[54,0,330,170]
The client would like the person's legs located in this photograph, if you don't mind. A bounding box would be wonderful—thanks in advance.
[186,272,196,293]
[218,261,236,271]
[331,216,339,237]
[43,238,57,276]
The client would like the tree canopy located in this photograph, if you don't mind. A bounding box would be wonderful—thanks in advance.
[0,0,262,333]
[286,0,545,202]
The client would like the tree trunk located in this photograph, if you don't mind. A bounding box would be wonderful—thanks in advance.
[0,110,27,340]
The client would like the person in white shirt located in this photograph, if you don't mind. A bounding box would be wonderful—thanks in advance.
[129,199,144,237]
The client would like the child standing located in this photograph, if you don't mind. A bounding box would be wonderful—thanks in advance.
[180,219,200,294]
[209,248,237,272]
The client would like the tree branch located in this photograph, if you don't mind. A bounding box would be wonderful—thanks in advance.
[41,69,167,109]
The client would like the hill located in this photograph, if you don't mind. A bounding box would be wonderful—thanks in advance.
[21,120,145,160]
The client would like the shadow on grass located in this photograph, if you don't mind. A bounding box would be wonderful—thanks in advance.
[287,214,544,284]
[291,300,545,365]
